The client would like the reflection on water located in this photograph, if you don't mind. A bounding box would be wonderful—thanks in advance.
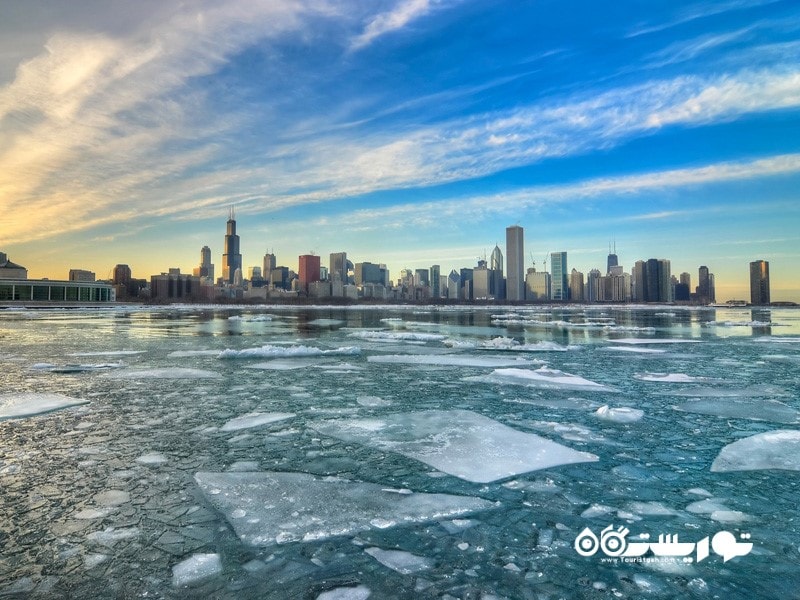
[0,304,799,599]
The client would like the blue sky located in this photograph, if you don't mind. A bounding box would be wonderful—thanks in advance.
[1,0,799,300]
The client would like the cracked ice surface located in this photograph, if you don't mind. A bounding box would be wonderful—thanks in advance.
[194,471,496,546]
[312,409,598,482]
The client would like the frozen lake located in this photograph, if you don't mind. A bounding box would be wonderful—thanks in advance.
[1,304,799,598]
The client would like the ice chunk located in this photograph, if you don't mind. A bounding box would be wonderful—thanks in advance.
[246,358,330,370]
[634,373,710,383]
[136,452,168,465]
[503,397,601,410]
[525,421,606,443]
[172,553,222,587]
[599,346,666,354]
[317,586,371,600]
[364,547,434,574]
[69,350,144,356]
[103,368,220,379]
[312,409,598,483]
[626,501,677,516]
[611,338,702,345]
[86,527,139,547]
[594,405,644,423]
[711,430,800,472]
[0,393,88,420]
[93,490,130,506]
[347,331,445,342]
[194,471,496,546]
[228,461,260,472]
[167,350,221,357]
[356,396,391,407]
[307,318,345,326]
[220,412,295,432]
[218,345,360,359]
[468,367,615,391]
[478,337,578,352]
[675,398,800,424]
[581,504,615,519]
[367,354,539,368]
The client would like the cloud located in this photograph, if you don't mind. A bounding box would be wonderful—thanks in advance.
[350,0,444,51]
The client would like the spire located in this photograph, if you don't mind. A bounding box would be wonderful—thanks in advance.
[229,205,235,221]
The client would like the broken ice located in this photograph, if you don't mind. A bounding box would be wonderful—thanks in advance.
[467,366,616,391]
[219,412,295,432]
[312,409,598,482]
[194,471,496,546]
[0,393,89,420]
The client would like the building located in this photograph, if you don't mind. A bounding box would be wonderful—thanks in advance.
[151,270,201,301]
[298,255,321,293]
[222,208,243,285]
[490,245,506,300]
[447,270,460,299]
[697,265,715,304]
[606,243,619,275]
[0,252,27,280]
[430,265,441,298]
[262,253,276,284]
[550,252,568,301]
[193,246,214,282]
[569,269,584,303]
[749,260,770,305]
[270,267,290,291]
[330,252,348,285]
[69,269,96,282]
[634,258,672,303]
[525,267,550,301]
[505,226,523,301]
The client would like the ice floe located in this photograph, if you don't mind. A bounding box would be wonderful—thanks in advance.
[478,337,579,352]
[167,350,221,357]
[634,373,710,383]
[86,527,139,547]
[0,393,89,420]
[218,344,360,359]
[594,405,644,423]
[102,368,221,379]
[220,412,295,432]
[711,430,800,472]
[675,398,800,424]
[194,471,496,546]
[467,367,616,392]
[364,547,433,574]
[356,396,391,407]
[68,350,145,356]
[610,338,702,345]
[660,384,790,398]
[172,553,222,587]
[317,586,371,600]
[367,354,539,368]
[312,409,598,482]
[136,452,168,466]
[347,331,446,342]
[503,396,602,410]
[599,346,666,354]
[524,421,606,443]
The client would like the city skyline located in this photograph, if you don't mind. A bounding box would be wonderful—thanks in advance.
[2,1,800,300]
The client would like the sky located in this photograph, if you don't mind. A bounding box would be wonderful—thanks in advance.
[1,0,799,301]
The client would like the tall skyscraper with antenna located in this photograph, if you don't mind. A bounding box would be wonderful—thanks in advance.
[222,207,242,285]
[606,241,618,274]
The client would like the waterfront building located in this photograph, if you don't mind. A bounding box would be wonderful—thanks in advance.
[749,260,770,305]
[505,227,524,301]
[569,269,584,302]
[586,269,601,303]
[525,267,550,301]
[263,253,276,284]
[356,262,385,286]
[447,270,460,299]
[299,255,321,292]
[69,269,95,282]
[550,252,568,301]
[193,246,215,282]
[222,208,242,285]
[0,252,27,280]
[430,265,441,298]
[697,265,715,304]
[329,252,348,290]
[150,270,201,301]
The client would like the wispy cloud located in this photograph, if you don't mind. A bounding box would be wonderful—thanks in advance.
[350,0,447,51]
[627,0,780,38]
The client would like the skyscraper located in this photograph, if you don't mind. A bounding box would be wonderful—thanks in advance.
[430,265,441,298]
[505,226,524,301]
[490,245,505,300]
[749,260,770,305]
[298,255,321,292]
[570,269,584,303]
[550,252,568,301]
[330,252,347,284]
[263,253,276,284]
[194,246,214,281]
[222,208,242,285]
[698,266,712,304]
[606,242,618,275]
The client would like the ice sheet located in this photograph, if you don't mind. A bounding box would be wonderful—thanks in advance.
[220,412,295,432]
[246,359,332,371]
[468,367,615,391]
[711,430,800,472]
[218,345,360,358]
[599,346,666,354]
[194,471,496,546]
[102,368,221,379]
[364,547,433,574]
[367,354,539,368]
[312,409,598,482]
[0,393,89,420]
[594,405,644,423]
[610,338,702,345]
[675,399,800,424]
[317,586,371,600]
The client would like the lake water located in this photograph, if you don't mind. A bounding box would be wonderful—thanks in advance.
[1,304,799,599]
